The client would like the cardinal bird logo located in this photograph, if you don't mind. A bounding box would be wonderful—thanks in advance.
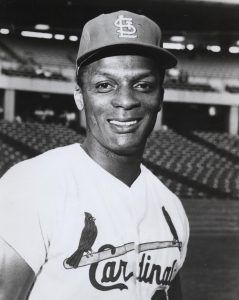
[66,212,98,269]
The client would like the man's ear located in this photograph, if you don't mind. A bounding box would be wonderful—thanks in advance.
[158,87,164,112]
[74,87,84,111]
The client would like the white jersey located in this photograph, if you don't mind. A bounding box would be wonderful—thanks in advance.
[0,144,189,300]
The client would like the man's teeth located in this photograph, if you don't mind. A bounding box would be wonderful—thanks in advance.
[109,120,138,126]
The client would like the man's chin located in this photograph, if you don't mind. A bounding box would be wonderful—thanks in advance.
[107,140,145,157]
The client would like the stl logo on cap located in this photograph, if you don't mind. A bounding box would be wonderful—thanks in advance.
[114,15,137,39]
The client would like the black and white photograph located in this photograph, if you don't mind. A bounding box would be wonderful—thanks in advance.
[0,0,238,299]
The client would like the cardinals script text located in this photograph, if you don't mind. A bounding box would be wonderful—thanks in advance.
[89,244,177,291]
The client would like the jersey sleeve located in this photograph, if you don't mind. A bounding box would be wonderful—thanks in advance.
[0,159,56,274]
[173,195,190,271]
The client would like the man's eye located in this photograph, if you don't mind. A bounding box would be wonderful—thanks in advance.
[95,82,113,92]
[134,82,153,92]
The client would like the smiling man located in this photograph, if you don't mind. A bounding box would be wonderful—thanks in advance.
[75,55,164,185]
[0,10,189,300]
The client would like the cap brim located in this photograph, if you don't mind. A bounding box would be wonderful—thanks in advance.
[77,43,177,70]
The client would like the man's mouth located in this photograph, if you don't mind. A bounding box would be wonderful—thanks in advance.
[107,118,141,133]
[109,120,138,126]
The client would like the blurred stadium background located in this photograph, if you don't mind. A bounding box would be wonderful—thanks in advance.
[0,0,239,299]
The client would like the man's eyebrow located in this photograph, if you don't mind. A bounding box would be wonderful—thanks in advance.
[93,70,157,79]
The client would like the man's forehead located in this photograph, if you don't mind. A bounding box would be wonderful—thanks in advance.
[86,55,160,77]
[93,68,157,79]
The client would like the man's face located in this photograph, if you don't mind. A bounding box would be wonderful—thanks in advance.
[77,55,164,156]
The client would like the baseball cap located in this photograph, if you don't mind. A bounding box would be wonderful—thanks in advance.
[76,10,177,72]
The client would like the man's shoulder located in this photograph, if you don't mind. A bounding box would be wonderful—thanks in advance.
[32,143,81,164]
[1,143,81,186]
[14,143,79,169]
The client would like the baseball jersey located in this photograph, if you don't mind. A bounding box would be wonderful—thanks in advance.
[0,144,189,300]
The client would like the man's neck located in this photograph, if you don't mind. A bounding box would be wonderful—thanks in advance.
[81,141,143,187]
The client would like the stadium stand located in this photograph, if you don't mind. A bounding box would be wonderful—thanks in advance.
[225,84,239,93]
[0,121,238,199]
[0,39,19,63]
[0,137,27,178]
[193,130,239,158]
[0,44,15,62]
[0,120,85,155]
[1,66,68,81]
[144,129,239,198]
[0,36,76,68]
[0,36,74,81]
[176,52,239,79]
[164,80,217,92]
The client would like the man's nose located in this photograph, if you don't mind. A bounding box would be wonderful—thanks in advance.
[112,88,140,110]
